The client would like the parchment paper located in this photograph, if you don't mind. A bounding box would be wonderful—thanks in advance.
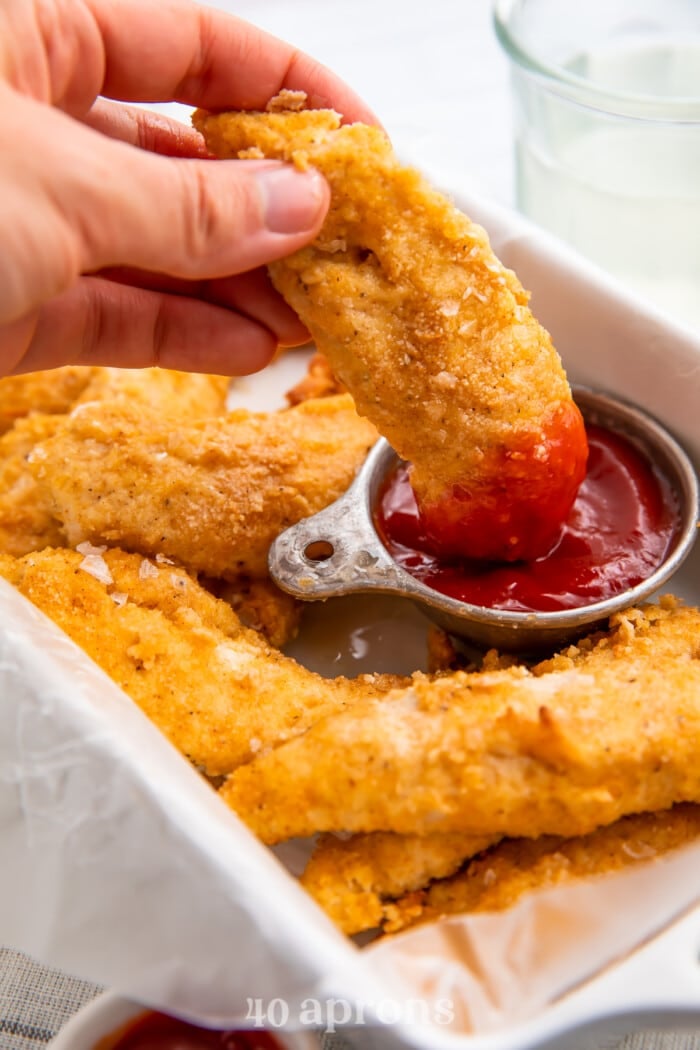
[1,183,699,1049]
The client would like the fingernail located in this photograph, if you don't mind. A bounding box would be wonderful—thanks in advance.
[258,166,328,234]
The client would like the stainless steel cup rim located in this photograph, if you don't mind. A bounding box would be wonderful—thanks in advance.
[268,388,698,652]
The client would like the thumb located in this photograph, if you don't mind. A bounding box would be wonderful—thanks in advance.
[69,144,330,281]
[1,88,329,310]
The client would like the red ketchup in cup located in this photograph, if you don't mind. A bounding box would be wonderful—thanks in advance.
[96,1010,283,1050]
[376,423,681,613]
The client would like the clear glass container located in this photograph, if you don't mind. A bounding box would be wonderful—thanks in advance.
[494,0,700,331]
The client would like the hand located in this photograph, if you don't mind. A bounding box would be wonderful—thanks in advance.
[0,0,375,377]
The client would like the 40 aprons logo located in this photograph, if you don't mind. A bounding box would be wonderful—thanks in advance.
[245,996,455,1032]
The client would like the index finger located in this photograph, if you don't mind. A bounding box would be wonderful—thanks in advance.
[83,0,378,123]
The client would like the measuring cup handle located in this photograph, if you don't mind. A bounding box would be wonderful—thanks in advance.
[268,484,407,600]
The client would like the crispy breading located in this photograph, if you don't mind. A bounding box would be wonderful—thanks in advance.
[194,101,587,561]
[285,352,346,406]
[0,415,65,556]
[221,600,700,843]
[214,576,303,648]
[28,394,377,579]
[75,367,230,417]
[0,366,229,436]
[301,831,497,935]
[0,548,406,776]
[0,368,230,559]
[0,367,100,434]
[383,804,700,934]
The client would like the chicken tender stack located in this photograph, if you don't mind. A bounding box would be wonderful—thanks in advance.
[194,97,588,562]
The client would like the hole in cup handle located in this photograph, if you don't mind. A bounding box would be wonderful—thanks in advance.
[268,492,407,600]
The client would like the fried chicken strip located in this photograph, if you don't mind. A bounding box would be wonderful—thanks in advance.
[0,415,65,556]
[28,394,377,579]
[285,352,346,406]
[221,600,700,843]
[0,367,100,435]
[0,368,232,558]
[383,804,700,934]
[195,101,587,562]
[213,576,303,648]
[0,548,404,776]
[75,367,230,417]
[301,831,498,935]
[0,366,229,436]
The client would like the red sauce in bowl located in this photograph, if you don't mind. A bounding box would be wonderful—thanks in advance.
[98,1010,282,1050]
[415,399,589,562]
[375,424,681,613]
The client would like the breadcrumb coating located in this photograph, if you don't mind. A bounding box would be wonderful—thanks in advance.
[28,394,377,580]
[0,366,100,435]
[213,576,303,649]
[285,352,345,406]
[0,366,229,436]
[0,548,405,776]
[301,830,497,935]
[0,368,232,559]
[383,803,700,933]
[0,415,65,556]
[75,367,230,417]
[221,599,700,843]
[194,101,587,561]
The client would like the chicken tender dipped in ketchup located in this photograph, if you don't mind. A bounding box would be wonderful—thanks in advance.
[195,94,588,561]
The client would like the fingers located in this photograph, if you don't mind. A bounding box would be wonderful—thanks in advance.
[78,145,331,283]
[82,0,378,124]
[81,144,330,282]
[83,98,210,157]
[205,271,311,348]
[7,276,281,376]
[97,266,311,347]
[1,88,330,321]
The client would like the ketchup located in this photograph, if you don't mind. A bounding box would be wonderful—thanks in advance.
[375,424,681,612]
[97,1011,282,1050]
[416,399,589,562]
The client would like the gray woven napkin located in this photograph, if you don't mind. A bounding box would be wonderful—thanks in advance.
[1,948,698,1050]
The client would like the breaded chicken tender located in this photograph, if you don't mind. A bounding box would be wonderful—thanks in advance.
[0,415,65,556]
[28,394,377,579]
[0,366,229,436]
[194,99,587,562]
[285,352,346,406]
[214,576,303,648]
[383,804,700,934]
[75,367,230,417]
[0,367,232,559]
[0,366,100,434]
[0,548,404,776]
[221,600,700,843]
[301,831,497,935]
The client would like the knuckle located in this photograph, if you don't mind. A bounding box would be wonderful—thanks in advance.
[0,207,80,321]
[80,282,108,362]
[175,163,259,273]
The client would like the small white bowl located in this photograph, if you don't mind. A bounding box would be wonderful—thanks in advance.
[50,991,321,1050]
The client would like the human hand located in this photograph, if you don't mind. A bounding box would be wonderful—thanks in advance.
[0,0,375,377]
